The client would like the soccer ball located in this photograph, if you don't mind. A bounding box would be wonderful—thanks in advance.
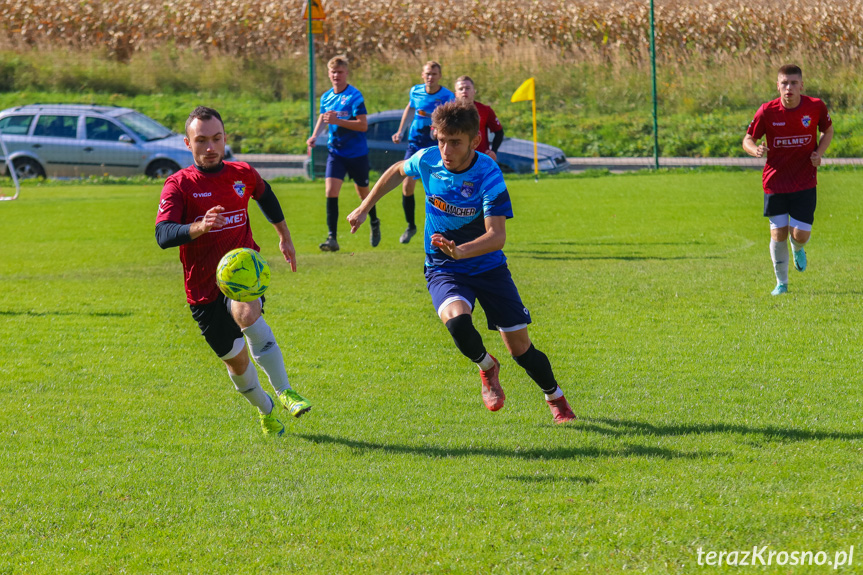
[216,248,270,302]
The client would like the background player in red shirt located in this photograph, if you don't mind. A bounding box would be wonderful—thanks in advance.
[156,106,312,436]
[454,75,504,161]
[743,64,833,296]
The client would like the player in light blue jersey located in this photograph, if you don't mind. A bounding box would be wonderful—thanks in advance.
[350,100,576,424]
[391,61,455,245]
[307,55,380,252]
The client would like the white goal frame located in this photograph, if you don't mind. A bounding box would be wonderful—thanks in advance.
[0,130,21,201]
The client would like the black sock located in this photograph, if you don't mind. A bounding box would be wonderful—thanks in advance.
[513,344,558,394]
[326,197,338,237]
[403,195,415,228]
[445,314,486,363]
[369,205,378,222]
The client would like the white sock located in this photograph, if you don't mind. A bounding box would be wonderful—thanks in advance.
[476,352,496,371]
[789,236,806,251]
[770,239,789,285]
[228,364,273,414]
[544,387,564,401]
[243,317,291,394]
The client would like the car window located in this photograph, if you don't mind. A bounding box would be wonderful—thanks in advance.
[85,117,128,142]
[368,120,402,141]
[115,111,172,141]
[0,115,35,135]
[33,115,78,138]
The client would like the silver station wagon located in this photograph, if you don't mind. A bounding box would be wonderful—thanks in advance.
[0,104,232,179]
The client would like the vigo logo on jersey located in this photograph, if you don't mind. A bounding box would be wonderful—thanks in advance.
[195,209,247,231]
[773,134,812,148]
[430,195,477,217]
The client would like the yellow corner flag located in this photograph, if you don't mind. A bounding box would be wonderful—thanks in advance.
[510,78,539,178]
[510,77,535,103]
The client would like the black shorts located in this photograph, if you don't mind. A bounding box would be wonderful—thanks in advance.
[189,293,265,357]
[763,187,817,225]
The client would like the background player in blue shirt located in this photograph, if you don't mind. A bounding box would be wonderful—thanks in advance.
[350,100,576,424]
[391,61,455,244]
[307,55,380,252]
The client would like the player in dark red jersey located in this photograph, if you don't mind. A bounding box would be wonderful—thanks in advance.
[743,64,833,296]
[155,106,312,436]
[454,76,504,161]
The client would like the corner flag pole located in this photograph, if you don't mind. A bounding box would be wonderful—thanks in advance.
[0,132,21,201]
[511,77,539,181]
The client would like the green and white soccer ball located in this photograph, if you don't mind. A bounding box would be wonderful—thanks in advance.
[216,248,270,302]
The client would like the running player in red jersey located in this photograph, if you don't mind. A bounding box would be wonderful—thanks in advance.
[156,106,312,436]
[454,76,504,161]
[743,64,833,296]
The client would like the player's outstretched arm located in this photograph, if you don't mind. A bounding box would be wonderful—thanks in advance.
[431,215,507,260]
[392,104,412,143]
[347,161,407,233]
[742,134,768,158]
[273,220,297,272]
[306,114,325,149]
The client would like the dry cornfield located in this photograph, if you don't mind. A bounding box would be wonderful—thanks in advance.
[1,0,861,63]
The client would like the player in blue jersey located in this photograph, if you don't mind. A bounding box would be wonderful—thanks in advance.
[391,61,455,244]
[307,55,380,252]
[350,100,576,424]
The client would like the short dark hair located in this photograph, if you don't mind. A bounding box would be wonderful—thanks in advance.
[431,100,479,139]
[185,106,224,137]
[778,64,803,77]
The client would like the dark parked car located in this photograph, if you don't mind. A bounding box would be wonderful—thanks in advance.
[0,104,232,179]
[304,109,568,178]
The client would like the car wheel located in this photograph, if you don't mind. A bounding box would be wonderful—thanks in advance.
[11,157,46,180]
[146,159,181,178]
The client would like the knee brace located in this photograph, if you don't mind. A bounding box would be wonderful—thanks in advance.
[445,314,486,363]
[513,344,558,394]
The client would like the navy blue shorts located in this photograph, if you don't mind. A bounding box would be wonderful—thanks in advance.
[325,152,370,187]
[763,187,817,225]
[425,265,531,331]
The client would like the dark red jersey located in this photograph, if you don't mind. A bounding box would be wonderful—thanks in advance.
[475,101,503,154]
[156,161,265,305]
[746,95,832,194]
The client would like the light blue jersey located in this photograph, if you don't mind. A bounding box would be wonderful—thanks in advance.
[404,146,513,275]
[407,84,455,147]
[319,85,368,158]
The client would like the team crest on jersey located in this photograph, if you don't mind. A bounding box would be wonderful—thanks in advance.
[340,95,349,106]
[232,181,246,198]
[460,181,475,198]
[801,115,812,128]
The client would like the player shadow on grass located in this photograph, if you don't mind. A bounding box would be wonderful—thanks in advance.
[503,474,597,485]
[576,417,863,442]
[295,433,722,461]
[0,309,132,317]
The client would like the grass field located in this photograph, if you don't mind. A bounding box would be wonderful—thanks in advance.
[1,169,862,573]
